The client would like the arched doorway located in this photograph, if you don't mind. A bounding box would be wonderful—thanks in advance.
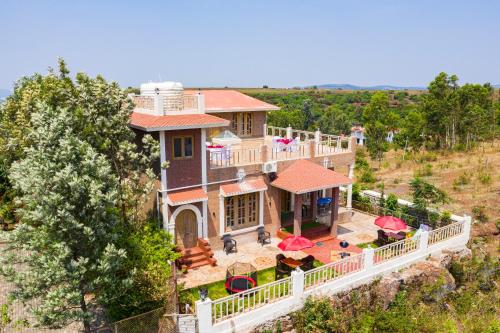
[175,209,198,248]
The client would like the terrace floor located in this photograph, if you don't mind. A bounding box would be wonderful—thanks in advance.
[178,210,381,289]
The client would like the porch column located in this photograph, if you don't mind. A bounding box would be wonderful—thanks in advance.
[159,130,170,232]
[330,187,340,237]
[293,193,302,236]
[347,163,354,211]
[311,191,318,220]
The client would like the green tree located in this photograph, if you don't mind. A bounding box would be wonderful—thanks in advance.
[317,105,352,135]
[409,177,448,211]
[1,106,131,332]
[362,92,397,166]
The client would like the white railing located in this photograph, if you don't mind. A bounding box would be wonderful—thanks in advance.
[428,221,464,246]
[291,129,316,141]
[211,277,292,323]
[304,253,364,290]
[267,125,288,138]
[270,141,310,161]
[196,216,471,333]
[373,236,420,265]
[163,94,199,112]
[131,95,155,110]
[209,147,261,168]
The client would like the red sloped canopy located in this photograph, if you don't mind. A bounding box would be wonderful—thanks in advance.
[375,216,407,231]
[278,236,315,251]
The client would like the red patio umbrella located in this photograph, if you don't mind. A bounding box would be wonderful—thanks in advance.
[278,236,314,251]
[375,216,407,231]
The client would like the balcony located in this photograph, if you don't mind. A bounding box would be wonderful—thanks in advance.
[208,126,353,169]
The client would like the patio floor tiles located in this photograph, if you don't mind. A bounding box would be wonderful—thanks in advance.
[303,238,362,264]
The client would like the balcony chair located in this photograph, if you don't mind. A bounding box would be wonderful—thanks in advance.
[397,231,407,239]
[275,254,291,280]
[257,226,271,246]
[300,255,315,271]
[377,229,390,246]
[222,234,237,255]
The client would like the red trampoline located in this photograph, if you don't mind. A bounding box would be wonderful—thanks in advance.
[225,262,258,294]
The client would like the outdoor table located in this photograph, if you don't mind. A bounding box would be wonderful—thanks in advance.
[280,257,303,269]
[386,232,404,241]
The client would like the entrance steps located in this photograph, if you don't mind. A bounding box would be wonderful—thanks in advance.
[178,239,217,271]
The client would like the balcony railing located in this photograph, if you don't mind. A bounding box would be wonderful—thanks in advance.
[130,93,200,114]
[208,126,353,169]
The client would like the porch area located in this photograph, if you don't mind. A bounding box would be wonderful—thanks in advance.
[177,210,375,289]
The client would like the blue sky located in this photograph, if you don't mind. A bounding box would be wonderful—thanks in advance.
[1,0,499,89]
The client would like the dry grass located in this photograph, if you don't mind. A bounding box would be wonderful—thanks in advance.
[358,141,499,237]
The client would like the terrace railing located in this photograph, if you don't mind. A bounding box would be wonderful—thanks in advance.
[304,253,364,290]
[270,141,310,161]
[196,216,470,333]
[209,146,261,168]
[428,221,464,246]
[130,93,201,114]
[211,277,292,324]
[373,236,420,265]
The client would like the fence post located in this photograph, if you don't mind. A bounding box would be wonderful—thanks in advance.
[462,214,472,245]
[362,246,375,272]
[286,126,292,139]
[195,298,213,333]
[291,268,305,306]
[314,129,321,143]
[260,144,269,163]
[197,93,205,113]
[154,95,164,115]
[419,230,429,254]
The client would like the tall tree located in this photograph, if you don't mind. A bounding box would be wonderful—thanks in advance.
[1,106,131,332]
[363,92,396,166]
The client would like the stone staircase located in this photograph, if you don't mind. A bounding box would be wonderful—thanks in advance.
[178,238,217,270]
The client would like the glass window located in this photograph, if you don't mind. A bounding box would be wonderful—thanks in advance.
[184,137,193,157]
[173,137,183,158]
[225,192,259,231]
[172,136,194,159]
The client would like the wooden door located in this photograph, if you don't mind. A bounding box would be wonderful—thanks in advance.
[175,209,198,248]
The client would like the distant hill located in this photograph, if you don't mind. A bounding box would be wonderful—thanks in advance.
[311,84,427,91]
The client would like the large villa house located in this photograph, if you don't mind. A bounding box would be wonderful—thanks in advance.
[129,82,356,269]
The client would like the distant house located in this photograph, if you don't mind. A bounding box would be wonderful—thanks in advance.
[350,126,396,146]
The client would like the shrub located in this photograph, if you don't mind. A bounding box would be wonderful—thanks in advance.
[477,171,492,185]
[472,206,488,223]
[440,211,452,225]
[453,172,471,187]
[0,304,11,327]
[360,168,376,183]
[414,163,433,177]
[385,193,399,211]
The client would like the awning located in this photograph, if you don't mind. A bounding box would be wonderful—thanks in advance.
[166,187,208,206]
[220,179,267,197]
[130,112,229,132]
[271,159,351,194]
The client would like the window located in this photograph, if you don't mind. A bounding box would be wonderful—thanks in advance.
[173,136,194,159]
[225,192,258,231]
[231,112,253,137]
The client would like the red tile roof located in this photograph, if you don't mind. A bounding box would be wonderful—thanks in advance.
[220,178,268,197]
[186,90,279,112]
[271,160,352,194]
[167,187,208,206]
[130,112,229,131]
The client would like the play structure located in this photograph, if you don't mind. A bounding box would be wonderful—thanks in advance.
[225,262,258,294]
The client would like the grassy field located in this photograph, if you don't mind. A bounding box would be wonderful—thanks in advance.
[358,141,499,253]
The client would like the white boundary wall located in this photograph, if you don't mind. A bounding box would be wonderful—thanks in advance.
[196,215,472,333]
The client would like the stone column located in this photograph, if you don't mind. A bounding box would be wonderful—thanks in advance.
[330,187,340,237]
[293,193,302,236]
[311,191,318,220]
[347,163,355,211]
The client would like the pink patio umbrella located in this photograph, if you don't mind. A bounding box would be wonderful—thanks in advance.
[278,236,315,251]
[375,216,407,231]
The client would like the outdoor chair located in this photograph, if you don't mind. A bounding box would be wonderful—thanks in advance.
[257,226,271,246]
[275,254,291,280]
[377,229,390,246]
[222,234,237,255]
[397,231,407,238]
[300,255,315,271]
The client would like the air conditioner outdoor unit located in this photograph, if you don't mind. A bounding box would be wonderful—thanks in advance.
[262,161,277,173]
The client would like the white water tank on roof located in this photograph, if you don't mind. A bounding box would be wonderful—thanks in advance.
[140,81,184,111]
